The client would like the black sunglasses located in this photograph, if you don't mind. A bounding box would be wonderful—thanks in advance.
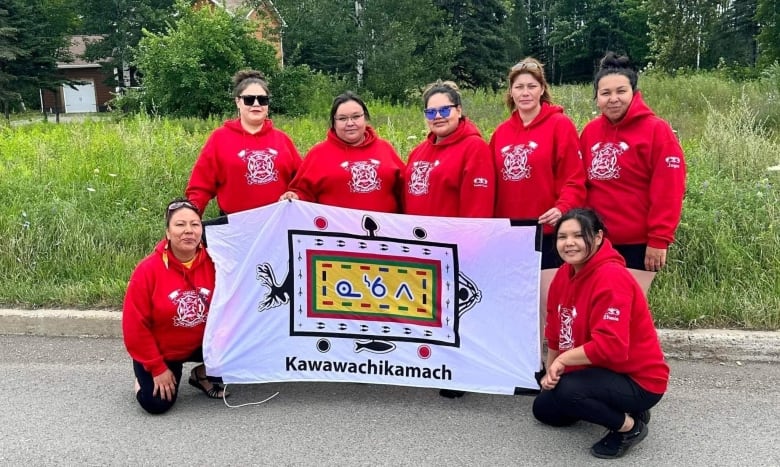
[239,94,270,106]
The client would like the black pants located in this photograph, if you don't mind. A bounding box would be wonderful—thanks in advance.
[132,347,204,415]
[532,367,663,431]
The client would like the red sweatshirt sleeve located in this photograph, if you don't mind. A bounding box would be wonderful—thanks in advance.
[581,273,635,366]
[287,145,321,202]
[552,118,586,214]
[185,133,221,214]
[122,262,168,376]
[544,270,564,351]
[460,138,496,218]
[647,120,686,248]
[282,132,303,178]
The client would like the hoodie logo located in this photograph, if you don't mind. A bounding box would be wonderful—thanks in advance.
[341,159,381,193]
[558,305,577,350]
[588,142,628,180]
[500,142,537,181]
[239,148,279,185]
[407,160,439,196]
[665,156,682,169]
[603,307,620,322]
[169,288,211,327]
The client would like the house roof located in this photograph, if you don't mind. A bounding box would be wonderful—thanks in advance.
[209,0,286,28]
[58,35,103,69]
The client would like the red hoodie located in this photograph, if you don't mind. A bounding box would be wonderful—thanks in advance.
[403,118,495,217]
[580,92,686,248]
[287,126,405,212]
[122,239,216,377]
[186,118,301,214]
[490,103,586,233]
[545,238,669,394]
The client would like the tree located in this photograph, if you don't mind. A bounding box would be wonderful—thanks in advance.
[360,0,461,100]
[756,0,780,67]
[437,0,512,90]
[276,0,460,101]
[0,0,77,117]
[74,0,176,87]
[275,0,356,78]
[647,0,720,71]
[133,0,278,117]
[0,5,23,109]
[545,0,650,83]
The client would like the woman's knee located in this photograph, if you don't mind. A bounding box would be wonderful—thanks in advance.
[532,391,577,427]
[136,392,176,415]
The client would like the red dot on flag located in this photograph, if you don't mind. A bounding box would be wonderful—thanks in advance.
[418,345,431,359]
[314,217,328,230]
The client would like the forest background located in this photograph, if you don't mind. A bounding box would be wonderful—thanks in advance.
[0,0,778,329]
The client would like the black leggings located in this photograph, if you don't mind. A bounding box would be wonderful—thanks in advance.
[132,347,204,415]
[532,367,663,431]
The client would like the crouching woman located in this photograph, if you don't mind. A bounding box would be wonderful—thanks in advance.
[533,208,669,459]
[122,198,227,414]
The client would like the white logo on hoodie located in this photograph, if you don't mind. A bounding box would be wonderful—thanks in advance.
[239,148,279,185]
[558,305,577,350]
[341,159,381,193]
[500,142,537,181]
[169,288,209,328]
[588,142,628,180]
[407,160,439,196]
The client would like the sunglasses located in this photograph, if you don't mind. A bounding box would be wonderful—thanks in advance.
[239,94,270,106]
[423,104,457,120]
[511,61,541,71]
[167,200,198,212]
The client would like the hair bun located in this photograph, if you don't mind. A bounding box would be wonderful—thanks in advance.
[599,52,632,71]
[233,69,267,87]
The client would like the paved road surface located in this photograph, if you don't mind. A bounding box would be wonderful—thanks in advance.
[2,335,778,466]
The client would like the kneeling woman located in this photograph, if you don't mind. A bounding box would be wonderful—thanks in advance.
[122,198,227,415]
[533,208,669,459]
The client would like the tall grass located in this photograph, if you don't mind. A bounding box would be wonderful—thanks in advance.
[0,73,778,329]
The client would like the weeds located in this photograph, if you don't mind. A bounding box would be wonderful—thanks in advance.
[0,74,777,329]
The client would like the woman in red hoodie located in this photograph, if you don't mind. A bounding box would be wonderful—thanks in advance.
[580,52,686,295]
[403,80,495,218]
[490,57,586,323]
[533,208,669,459]
[186,70,302,215]
[123,198,226,414]
[403,81,495,399]
[280,92,405,212]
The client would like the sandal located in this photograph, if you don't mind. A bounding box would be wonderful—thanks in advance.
[188,365,229,399]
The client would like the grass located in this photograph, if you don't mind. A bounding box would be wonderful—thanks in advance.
[0,72,778,329]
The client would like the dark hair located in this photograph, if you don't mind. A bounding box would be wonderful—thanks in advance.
[329,91,371,129]
[554,208,608,258]
[165,197,200,227]
[505,57,553,110]
[422,80,462,110]
[593,52,638,98]
[233,69,270,97]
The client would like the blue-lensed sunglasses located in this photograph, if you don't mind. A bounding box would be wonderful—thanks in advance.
[423,104,457,120]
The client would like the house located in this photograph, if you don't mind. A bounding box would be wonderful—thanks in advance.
[194,0,287,64]
[39,35,114,114]
[40,2,286,114]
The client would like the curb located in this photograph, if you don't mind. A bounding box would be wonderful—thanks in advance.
[1,308,779,363]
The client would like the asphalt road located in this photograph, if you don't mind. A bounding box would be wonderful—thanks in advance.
[2,335,778,466]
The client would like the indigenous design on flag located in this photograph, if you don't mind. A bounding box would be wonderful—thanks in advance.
[203,201,542,394]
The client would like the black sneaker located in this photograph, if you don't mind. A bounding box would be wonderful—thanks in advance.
[631,409,651,424]
[590,419,648,459]
[439,389,465,399]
